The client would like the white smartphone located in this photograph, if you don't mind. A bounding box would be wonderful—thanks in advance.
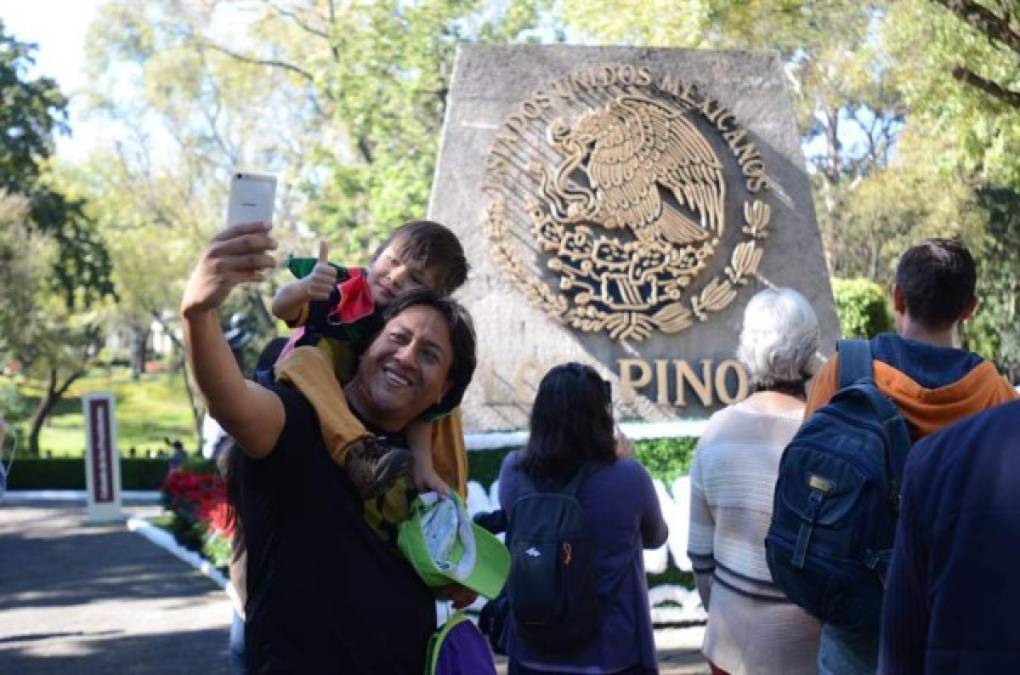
[225,171,277,228]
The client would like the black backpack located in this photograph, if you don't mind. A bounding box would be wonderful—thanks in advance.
[765,339,912,630]
[505,465,601,653]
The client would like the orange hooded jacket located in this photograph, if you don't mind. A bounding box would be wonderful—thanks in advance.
[805,334,1017,440]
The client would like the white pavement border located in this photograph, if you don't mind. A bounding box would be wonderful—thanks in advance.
[465,418,708,450]
[126,515,229,590]
[3,489,162,504]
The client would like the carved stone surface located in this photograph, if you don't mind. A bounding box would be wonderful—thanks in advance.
[429,45,839,431]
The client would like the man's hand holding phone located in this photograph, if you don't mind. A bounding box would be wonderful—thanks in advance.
[181,222,277,318]
[182,169,280,317]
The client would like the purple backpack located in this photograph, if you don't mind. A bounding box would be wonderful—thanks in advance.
[427,613,496,675]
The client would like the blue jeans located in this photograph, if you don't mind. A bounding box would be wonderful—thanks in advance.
[229,609,247,675]
[818,623,878,675]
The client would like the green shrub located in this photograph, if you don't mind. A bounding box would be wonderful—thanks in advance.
[647,566,696,590]
[122,459,173,489]
[6,458,170,490]
[465,437,698,487]
[0,380,30,420]
[178,456,218,475]
[201,526,233,570]
[832,277,893,338]
[634,437,698,483]
[466,447,513,487]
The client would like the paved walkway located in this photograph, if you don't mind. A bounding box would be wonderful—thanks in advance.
[0,502,708,674]
[0,504,231,675]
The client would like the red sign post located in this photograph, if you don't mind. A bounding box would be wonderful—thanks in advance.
[83,393,122,522]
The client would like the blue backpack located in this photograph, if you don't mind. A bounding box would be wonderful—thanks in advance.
[506,465,601,653]
[765,339,912,630]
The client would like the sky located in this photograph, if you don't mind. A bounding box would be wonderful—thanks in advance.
[0,0,103,161]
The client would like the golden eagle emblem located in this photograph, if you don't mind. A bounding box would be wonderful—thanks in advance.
[532,95,725,247]
[483,70,771,343]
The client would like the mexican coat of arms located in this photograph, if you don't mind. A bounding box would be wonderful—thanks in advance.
[483,65,773,342]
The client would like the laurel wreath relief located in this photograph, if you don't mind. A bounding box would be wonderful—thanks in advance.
[485,197,771,342]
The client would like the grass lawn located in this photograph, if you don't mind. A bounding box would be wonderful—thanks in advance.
[3,365,199,457]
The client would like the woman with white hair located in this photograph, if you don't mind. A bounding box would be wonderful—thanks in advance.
[687,287,822,675]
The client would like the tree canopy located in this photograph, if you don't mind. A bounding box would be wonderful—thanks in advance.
[5,0,1019,405]
[0,20,113,309]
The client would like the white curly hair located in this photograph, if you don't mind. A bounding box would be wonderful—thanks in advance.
[736,287,820,389]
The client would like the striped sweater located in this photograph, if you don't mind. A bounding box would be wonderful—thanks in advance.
[688,397,821,675]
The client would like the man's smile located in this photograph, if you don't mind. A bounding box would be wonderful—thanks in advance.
[382,363,415,388]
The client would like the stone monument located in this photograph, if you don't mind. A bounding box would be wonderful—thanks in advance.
[429,46,839,433]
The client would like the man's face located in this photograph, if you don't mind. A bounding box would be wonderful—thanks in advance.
[352,304,453,430]
[367,240,436,306]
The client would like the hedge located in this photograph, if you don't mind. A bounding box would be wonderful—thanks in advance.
[7,458,171,490]
[6,437,698,491]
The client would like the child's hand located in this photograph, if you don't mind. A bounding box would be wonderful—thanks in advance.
[302,241,336,301]
[614,424,635,459]
[413,462,450,499]
[437,583,478,610]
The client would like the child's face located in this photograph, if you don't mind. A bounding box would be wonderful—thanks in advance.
[367,240,435,306]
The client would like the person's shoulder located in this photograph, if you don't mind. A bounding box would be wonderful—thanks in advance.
[596,457,654,486]
[925,399,1020,445]
[265,379,304,404]
[498,449,524,478]
[905,402,1020,522]
[264,382,317,434]
[696,404,762,456]
[697,405,740,444]
[910,400,1020,476]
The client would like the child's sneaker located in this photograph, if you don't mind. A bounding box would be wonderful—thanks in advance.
[345,437,412,498]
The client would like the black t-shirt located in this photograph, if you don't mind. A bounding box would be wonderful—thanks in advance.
[240,383,435,674]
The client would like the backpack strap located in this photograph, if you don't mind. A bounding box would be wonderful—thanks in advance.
[560,463,594,499]
[513,462,593,499]
[837,339,873,389]
[508,462,594,541]
[840,382,913,505]
[426,612,473,675]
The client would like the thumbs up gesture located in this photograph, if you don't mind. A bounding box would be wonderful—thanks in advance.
[302,241,336,301]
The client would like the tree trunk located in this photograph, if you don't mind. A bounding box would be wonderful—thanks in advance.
[131,323,149,380]
[150,310,204,452]
[180,356,204,454]
[27,368,85,456]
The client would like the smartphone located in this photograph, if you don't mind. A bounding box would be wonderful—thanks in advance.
[225,171,277,228]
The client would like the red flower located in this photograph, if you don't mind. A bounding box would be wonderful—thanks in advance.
[162,467,234,538]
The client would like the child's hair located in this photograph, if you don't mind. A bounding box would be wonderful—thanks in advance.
[373,220,469,296]
[894,238,977,330]
[518,362,616,483]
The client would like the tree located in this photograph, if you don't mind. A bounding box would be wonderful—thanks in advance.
[1,22,114,454]
[0,20,113,308]
[54,155,213,446]
[882,0,1020,369]
[930,0,1020,110]
[0,194,105,455]
[85,0,548,262]
[965,187,1020,377]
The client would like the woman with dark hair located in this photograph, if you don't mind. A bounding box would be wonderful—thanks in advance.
[498,362,668,674]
